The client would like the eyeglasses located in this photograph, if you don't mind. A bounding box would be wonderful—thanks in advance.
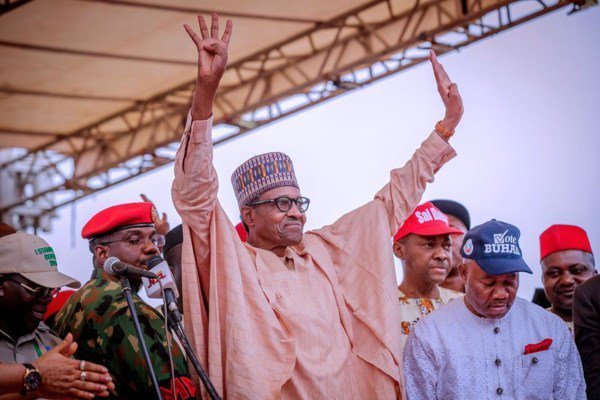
[0,275,58,299]
[100,234,165,248]
[248,196,310,213]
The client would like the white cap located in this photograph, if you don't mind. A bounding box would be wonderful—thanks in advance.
[0,232,80,289]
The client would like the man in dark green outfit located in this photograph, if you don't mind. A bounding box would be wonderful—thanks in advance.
[53,202,196,400]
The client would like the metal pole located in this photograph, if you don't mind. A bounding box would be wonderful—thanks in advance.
[165,301,221,400]
[120,276,164,400]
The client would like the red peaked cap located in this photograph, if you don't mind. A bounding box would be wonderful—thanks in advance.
[394,202,463,242]
[82,202,156,239]
[44,290,76,320]
[539,224,593,261]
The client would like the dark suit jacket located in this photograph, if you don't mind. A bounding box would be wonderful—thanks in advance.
[574,274,600,400]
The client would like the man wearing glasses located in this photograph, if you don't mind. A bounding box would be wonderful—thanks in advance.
[0,230,115,398]
[53,202,197,400]
[172,14,463,398]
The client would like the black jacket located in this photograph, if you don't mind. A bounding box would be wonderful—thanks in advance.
[574,274,600,400]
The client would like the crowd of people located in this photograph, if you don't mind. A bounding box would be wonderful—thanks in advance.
[1,13,598,400]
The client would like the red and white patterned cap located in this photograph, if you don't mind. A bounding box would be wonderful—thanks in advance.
[394,202,463,242]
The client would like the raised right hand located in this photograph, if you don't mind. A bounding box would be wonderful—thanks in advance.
[429,51,463,133]
[32,333,115,399]
[184,13,233,120]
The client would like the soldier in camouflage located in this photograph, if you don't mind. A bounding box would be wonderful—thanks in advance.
[53,202,197,400]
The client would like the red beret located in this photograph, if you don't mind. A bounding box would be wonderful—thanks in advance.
[540,224,593,261]
[82,202,156,239]
[394,202,463,242]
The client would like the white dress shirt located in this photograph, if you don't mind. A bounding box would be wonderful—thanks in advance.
[403,297,585,399]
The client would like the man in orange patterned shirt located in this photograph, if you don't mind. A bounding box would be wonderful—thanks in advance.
[393,202,463,393]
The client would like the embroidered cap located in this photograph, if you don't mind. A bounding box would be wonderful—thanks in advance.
[460,219,533,275]
[231,152,299,207]
[394,202,463,242]
[539,224,593,261]
[82,202,157,240]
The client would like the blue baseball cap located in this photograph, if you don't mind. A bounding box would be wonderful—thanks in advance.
[460,219,532,275]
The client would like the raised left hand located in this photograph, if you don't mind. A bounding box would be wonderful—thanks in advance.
[429,50,463,132]
[140,194,170,235]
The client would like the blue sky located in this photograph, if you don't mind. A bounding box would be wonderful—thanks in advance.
[40,8,600,303]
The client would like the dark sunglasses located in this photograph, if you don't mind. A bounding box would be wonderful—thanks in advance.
[0,275,58,299]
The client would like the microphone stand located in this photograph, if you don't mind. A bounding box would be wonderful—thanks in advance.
[165,295,221,400]
[120,276,163,400]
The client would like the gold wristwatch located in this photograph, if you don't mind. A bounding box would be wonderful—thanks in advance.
[20,363,41,396]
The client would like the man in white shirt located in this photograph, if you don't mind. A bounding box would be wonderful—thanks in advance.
[403,219,586,399]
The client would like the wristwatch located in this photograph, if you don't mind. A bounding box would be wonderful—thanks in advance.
[20,363,41,396]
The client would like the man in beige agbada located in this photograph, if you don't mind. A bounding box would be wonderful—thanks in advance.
[173,14,463,399]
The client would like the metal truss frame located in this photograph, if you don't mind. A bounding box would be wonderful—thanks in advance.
[0,0,583,228]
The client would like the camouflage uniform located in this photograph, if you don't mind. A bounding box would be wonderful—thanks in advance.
[53,268,196,400]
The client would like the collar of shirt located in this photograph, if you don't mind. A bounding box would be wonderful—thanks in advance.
[398,287,463,303]
[91,267,124,286]
[456,297,506,330]
[88,268,134,298]
[0,322,53,346]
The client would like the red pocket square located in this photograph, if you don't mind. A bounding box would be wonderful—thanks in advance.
[524,338,553,355]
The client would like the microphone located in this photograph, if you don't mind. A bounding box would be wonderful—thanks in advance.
[142,261,219,400]
[142,255,180,299]
[142,255,182,324]
[103,257,158,279]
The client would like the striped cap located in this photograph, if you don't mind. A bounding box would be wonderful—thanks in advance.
[231,152,299,207]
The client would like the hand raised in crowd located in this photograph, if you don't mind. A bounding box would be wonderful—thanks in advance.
[429,50,464,134]
[33,333,114,399]
[184,13,233,120]
[139,194,169,236]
